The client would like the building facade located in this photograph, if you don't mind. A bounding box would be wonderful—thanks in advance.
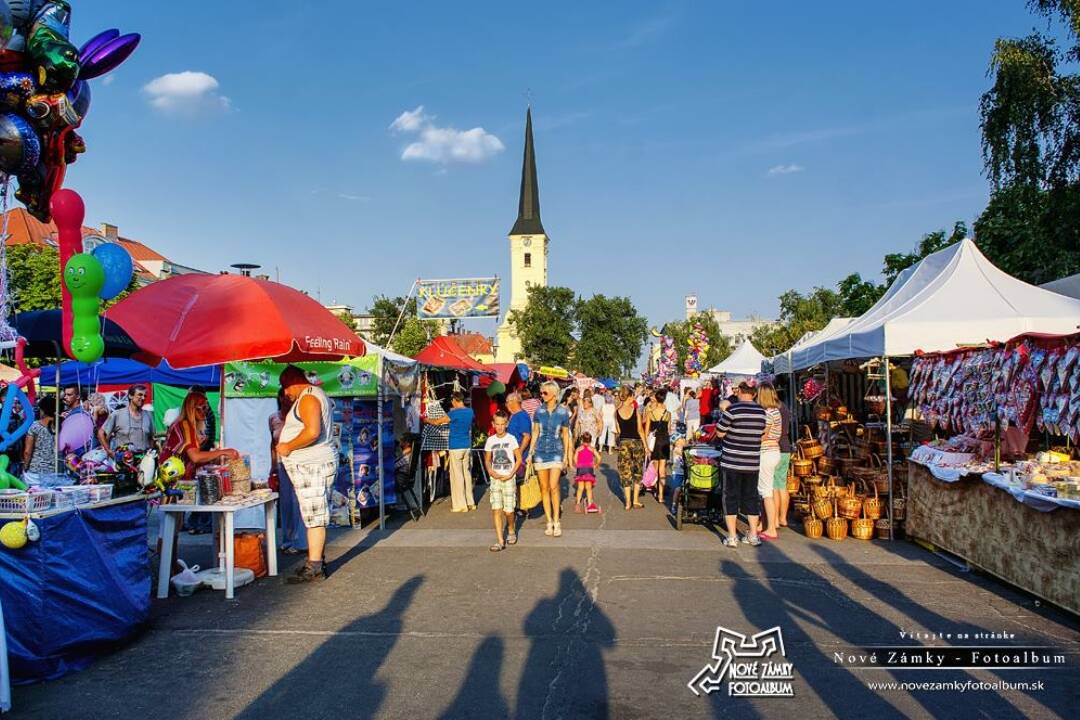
[495,108,548,363]
[684,294,776,344]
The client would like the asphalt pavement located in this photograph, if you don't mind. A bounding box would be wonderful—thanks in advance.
[9,452,1079,719]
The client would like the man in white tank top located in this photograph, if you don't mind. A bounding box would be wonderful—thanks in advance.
[277,365,338,583]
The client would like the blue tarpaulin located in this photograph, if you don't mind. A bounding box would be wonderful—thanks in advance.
[37,358,219,388]
[0,498,150,684]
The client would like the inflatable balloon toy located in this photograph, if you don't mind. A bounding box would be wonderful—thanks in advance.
[57,409,93,453]
[91,241,133,300]
[152,455,185,498]
[0,1,141,221]
[0,381,33,452]
[63,251,105,362]
[0,455,25,490]
[137,448,157,489]
[0,518,28,549]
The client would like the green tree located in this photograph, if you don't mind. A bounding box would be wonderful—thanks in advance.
[390,316,438,357]
[508,285,577,365]
[335,310,358,332]
[367,294,439,350]
[750,287,845,356]
[975,1,1080,282]
[7,244,61,311]
[574,294,649,378]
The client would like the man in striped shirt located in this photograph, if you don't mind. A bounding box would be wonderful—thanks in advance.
[714,382,767,548]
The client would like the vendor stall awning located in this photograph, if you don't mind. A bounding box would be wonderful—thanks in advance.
[708,339,765,376]
[413,336,492,373]
[37,358,219,388]
[783,239,1080,369]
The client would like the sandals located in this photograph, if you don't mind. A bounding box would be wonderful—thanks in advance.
[489,542,505,552]
[632,502,645,509]
[506,533,517,545]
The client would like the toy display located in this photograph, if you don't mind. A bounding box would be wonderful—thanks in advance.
[0,456,24,490]
[62,251,105,362]
[683,323,709,378]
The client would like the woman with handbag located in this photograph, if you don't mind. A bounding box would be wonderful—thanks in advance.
[615,386,647,510]
[531,381,573,537]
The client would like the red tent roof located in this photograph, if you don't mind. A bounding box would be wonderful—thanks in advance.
[413,336,492,373]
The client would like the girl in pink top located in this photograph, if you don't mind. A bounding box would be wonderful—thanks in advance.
[574,433,600,514]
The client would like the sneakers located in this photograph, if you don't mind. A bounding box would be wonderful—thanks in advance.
[722,536,739,549]
[286,562,325,584]
[741,533,762,547]
[586,502,600,514]
[545,523,554,536]
[553,522,562,537]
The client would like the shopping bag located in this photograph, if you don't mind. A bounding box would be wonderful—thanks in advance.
[234,532,268,578]
[641,462,658,489]
[519,461,542,510]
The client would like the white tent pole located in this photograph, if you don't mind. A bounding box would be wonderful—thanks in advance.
[54,360,60,473]
[883,355,894,541]
[377,357,385,531]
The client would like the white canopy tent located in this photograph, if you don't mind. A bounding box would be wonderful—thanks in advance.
[771,318,854,374]
[708,339,766,376]
[786,239,1080,371]
[1041,273,1080,301]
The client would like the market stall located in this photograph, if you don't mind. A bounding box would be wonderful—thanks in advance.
[707,338,766,377]
[903,332,1080,612]
[0,494,150,684]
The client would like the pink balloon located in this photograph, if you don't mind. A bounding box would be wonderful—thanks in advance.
[58,412,94,453]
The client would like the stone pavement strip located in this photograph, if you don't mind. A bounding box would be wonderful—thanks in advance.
[10,453,1080,720]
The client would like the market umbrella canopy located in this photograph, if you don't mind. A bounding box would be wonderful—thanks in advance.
[108,274,365,369]
[13,310,141,359]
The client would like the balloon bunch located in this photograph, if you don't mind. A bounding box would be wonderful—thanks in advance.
[0,1,140,221]
[683,323,710,377]
[656,334,678,385]
[799,377,825,403]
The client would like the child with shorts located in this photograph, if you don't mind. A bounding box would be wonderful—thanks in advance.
[574,433,600,513]
[484,410,522,551]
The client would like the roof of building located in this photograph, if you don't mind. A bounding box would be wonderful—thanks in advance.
[452,332,494,357]
[509,107,546,237]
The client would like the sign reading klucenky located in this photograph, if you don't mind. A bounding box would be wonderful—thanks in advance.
[416,277,500,319]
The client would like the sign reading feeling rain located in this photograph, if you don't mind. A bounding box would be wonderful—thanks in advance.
[416,277,500,319]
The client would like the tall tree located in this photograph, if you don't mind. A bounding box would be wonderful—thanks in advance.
[508,285,577,366]
[7,244,61,312]
[390,316,438,357]
[976,1,1080,282]
[575,294,648,378]
[367,294,439,350]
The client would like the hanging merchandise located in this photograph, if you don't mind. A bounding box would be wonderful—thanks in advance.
[683,323,710,378]
[348,399,396,509]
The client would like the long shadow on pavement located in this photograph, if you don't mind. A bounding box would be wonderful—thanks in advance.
[438,636,511,720]
[234,575,424,720]
[515,567,615,720]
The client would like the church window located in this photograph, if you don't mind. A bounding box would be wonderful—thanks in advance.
[524,252,532,268]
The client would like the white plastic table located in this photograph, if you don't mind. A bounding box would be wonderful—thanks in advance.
[157,493,278,600]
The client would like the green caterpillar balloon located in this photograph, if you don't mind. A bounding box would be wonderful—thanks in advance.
[63,253,105,363]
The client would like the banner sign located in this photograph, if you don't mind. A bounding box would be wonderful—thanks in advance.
[416,277,500,319]
[224,356,379,398]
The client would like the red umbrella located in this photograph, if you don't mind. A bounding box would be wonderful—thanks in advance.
[108,274,365,369]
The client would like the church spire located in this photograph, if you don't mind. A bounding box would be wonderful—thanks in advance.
[509,106,546,237]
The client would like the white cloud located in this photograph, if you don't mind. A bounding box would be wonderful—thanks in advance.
[102,74,116,86]
[767,163,805,176]
[337,193,371,202]
[389,106,430,133]
[390,106,504,164]
[143,71,230,113]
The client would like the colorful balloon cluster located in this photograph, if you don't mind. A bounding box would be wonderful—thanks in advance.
[656,334,678,385]
[0,1,140,220]
[683,323,710,377]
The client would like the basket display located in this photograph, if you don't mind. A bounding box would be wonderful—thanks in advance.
[851,506,874,540]
[863,481,883,520]
[0,490,53,514]
[851,454,883,485]
[797,427,824,459]
[792,457,814,477]
[837,484,862,520]
[793,496,811,517]
[816,456,835,475]
[826,500,848,540]
[803,506,823,538]
[786,473,800,494]
[812,496,833,520]
[875,518,892,540]
[892,481,907,521]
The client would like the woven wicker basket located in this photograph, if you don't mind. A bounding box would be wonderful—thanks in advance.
[812,496,833,520]
[803,506,823,539]
[862,481,883,520]
[792,457,814,477]
[826,499,848,541]
[837,484,862,520]
[874,518,892,540]
[786,473,800,495]
[797,427,824,459]
[793,497,811,517]
[851,505,874,540]
[816,456,835,475]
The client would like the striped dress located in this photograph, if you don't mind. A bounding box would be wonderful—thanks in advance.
[715,401,767,471]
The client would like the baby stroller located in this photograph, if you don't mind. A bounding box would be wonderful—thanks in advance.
[673,445,721,530]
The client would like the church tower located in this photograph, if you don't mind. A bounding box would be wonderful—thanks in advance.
[495,107,548,362]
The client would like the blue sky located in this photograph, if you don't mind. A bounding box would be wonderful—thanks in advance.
[69,1,1060,338]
